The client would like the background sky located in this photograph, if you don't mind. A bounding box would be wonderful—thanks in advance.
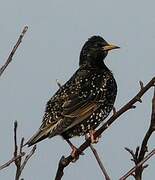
[0,0,155,179]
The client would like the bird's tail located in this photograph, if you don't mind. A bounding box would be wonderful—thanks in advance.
[24,129,49,147]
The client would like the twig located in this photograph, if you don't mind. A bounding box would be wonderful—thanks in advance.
[0,153,25,171]
[119,148,155,180]
[90,144,111,180]
[121,87,155,180]
[13,121,36,180]
[135,87,155,179]
[20,145,36,173]
[0,121,36,180]
[14,121,20,168]
[0,26,28,77]
[0,121,35,180]
[54,77,155,180]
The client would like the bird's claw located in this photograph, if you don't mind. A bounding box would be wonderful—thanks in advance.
[71,146,84,162]
[87,130,101,144]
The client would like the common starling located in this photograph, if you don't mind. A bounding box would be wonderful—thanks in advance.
[26,36,119,147]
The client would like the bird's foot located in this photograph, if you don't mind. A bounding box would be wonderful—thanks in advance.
[71,146,82,162]
[65,139,84,162]
[87,130,101,144]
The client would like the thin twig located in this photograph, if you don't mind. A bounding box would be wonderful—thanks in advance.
[134,87,155,179]
[55,77,155,180]
[119,148,155,180]
[0,153,25,171]
[14,121,18,158]
[122,87,155,180]
[0,121,37,180]
[0,26,28,77]
[90,144,111,180]
[20,145,36,173]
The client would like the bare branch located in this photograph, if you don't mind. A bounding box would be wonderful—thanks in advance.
[121,87,155,180]
[125,147,137,162]
[119,148,155,180]
[0,26,28,77]
[134,87,155,179]
[20,145,36,173]
[14,121,18,157]
[0,153,25,171]
[89,144,111,180]
[55,77,155,180]
[55,156,73,180]
[13,121,36,180]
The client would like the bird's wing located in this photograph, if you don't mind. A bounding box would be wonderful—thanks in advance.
[46,94,100,138]
[46,71,103,137]
[25,69,104,146]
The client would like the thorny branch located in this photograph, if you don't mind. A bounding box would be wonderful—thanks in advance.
[0,26,28,77]
[120,87,155,180]
[55,77,155,180]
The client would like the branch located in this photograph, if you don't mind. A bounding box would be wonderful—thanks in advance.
[55,77,155,180]
[0,121,36,180]
[19,145,36,173]
[89,144,111,180]
[119,148,155,180]
[13,121,36,180]
[122,87,155,180]
[0,26,28,77]
[0,153,25,171]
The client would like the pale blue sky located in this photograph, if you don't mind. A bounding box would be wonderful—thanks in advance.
[0,0,155,179]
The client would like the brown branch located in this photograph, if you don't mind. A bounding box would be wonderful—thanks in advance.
[0,121,35,180]
[119,148,155,180]
[135,87,155,179]
[19,145,36,173]
[13,121,36,180]
[0,153,25,171]
[14,121,20,169]
[89,144,111,180]
[121,87,155,180]
[0,26,28,77]
[0,121,36,180]
[55,77,155,180]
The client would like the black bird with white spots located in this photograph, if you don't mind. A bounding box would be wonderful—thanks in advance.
[26,36,119,146]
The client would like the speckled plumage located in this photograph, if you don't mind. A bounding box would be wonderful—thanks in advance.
[26,36,119,146]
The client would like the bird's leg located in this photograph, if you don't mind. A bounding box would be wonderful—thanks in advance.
[65,139,84,162]
[87,130,101,144]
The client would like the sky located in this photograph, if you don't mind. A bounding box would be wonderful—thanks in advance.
[0,0,155,179]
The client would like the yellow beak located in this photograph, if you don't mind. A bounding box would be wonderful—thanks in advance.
[102,44,120,51]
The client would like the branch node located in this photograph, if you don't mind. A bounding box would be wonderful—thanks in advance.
[131,105,136,109]
[139,80,144,89]
[136,96,142,103]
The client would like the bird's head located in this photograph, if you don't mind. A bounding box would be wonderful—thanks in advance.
[79,36,120,67]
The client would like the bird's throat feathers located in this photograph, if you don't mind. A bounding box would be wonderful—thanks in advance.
[79,57,109,71]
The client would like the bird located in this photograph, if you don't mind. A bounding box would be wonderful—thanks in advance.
[25,36,120,152]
